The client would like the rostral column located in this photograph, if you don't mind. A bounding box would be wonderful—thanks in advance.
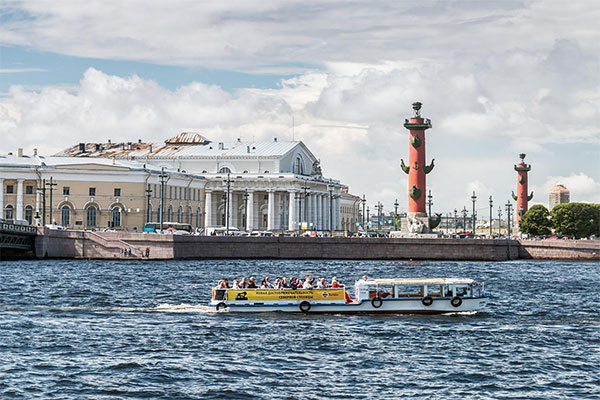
[512,153,533,224]
[401,102,435,231]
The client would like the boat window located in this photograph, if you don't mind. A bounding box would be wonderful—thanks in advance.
[369,285,394,299]
[456,286,469,297]
[395,285,423,298]
[426,285,442,297]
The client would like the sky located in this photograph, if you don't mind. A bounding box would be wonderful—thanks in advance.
[0,0,598,217]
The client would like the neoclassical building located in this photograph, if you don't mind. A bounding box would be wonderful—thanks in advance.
[55,132,354,232]
[0,150,206,230]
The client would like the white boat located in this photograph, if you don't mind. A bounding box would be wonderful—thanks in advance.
[210,277,491,314]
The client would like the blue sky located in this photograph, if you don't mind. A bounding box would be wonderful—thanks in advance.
[0,0,598,212]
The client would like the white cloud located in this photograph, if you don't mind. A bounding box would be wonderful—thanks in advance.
[537,173,600,204]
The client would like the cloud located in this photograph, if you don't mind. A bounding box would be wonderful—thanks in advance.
[0,68,46,73]
[537,173,600,204]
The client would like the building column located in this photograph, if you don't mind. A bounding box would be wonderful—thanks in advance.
[335,196,341,230]
[35,182,40,216]
[267,190,275,230]
[204,190,212,227]
[16,179,24,220]
[322,194,328,230]
[246,190,254,231]
[227,190,233,228]
[315,194,321,230]
[288,191,296,231]
[0,178,4,218]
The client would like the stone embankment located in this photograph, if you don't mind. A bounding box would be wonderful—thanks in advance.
[34,228,600,261]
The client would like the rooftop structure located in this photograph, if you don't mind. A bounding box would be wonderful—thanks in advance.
[549,183,570,209]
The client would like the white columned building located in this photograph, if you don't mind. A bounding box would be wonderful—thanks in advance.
[55,132,351,233]
[16,179,24,220]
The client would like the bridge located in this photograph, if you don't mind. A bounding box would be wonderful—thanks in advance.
[0,222,37,259]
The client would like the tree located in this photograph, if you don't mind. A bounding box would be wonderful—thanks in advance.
[551,203,600,239]
[519,204,552,236]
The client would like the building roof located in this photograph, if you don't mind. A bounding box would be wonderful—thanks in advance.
[549,183,569,193]
[53,133,306,160]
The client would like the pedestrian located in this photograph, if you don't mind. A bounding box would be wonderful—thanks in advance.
[128,248,132,257]
[145,247,150,257]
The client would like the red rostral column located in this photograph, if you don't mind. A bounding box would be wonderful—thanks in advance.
[401,102,434,218]
[513,153,533,224]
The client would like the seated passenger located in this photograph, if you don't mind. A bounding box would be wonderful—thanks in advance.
[302,277,313,289]
[330,277,341,288]
[231,279,241,289]
[259,279,268,289]
[247,277,257,288]
[289,277,299,289]
[281,277,289,288]
[264,276,273,289]
[222,279,230,289]
[216,279,225,289]
[240,277,247,288]
[273,277,283,289]
[316,278,326,289]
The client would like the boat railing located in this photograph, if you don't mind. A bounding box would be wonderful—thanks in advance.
[211,286,346,300]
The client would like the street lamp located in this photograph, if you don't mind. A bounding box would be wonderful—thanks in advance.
[489,196,493,237]
[393,198,399,230]
[497,206,502,236]
[45,177,57,224]
[301,179,311,228]
[427,190,433,217]
[146,184,153,223]
[471,191,477,235]
[36,179,47,226]
[376,202,383,228]
[242,189,249,230]
[158,167,168,232]
[296,192,302,235]
[366,206,370,228]
[454,208,458,233]
[505,201,513,237]
[361,194,367,229]
[223,172,234,235]
[462,206,468,234]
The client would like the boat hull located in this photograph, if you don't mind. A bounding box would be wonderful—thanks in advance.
[211,296,490,314]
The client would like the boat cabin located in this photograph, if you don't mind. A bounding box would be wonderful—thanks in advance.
[355,278,483,302]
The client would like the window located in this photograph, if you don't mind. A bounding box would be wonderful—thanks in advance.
[63,187,70,196]
[111,207,121,227]
[193,189,196,201]
[114,188,121,197]
[25,205,33,224]
[218,167,231,174]
[179,187,182,200]
[154,184,157,198]
[169,186,172,200]
[5,205,14,219]
[167,206,173,221]
[174,187,177,200]
[86,206,97,226]
[89,187,96,196]
[26,185,33,195]
[188,207,192,223]
[196,209,201,227]
[6,185,14,194]
[177,207,182,223]
[61,206,71,226]
[294,156,304,174]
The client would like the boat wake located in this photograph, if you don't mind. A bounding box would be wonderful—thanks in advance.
[1,303,216,314]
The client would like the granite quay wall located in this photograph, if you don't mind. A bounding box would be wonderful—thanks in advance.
[34,230,599,261]
[518,239,599,260]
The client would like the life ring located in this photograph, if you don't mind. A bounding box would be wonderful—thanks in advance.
[216,302,227,311]
[450,296,462,308]
[371,297,383,308]
[422,296,433,306]
[299,301,311,313]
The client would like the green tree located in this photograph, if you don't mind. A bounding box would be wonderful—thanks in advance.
[551,203,600,239]
[520,204,552,236]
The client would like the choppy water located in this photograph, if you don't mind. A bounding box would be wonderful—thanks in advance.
[0,259,598,399]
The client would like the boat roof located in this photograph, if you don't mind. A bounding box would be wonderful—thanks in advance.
[358,278,476,286]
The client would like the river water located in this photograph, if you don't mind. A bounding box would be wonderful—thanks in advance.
[0,259,598,399]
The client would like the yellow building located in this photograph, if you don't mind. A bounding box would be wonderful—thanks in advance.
[0,151,206,231]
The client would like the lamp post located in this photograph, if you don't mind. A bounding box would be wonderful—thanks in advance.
[489,196,493,237]
[454,208,458,233]
[497,206,502,236]
[366,206,370,229]
[301,179,311,227]
[45,177,57,224]
[37,180,47,226]
[296,192,302,235]
[223,172,234,235]
[376,202,383,228]
[505,201,513,237]
[242,189,249,230]
[393,199,399,230]
[146,184,153,223]
[462,206,468,234]
[427,190,433,218]
[158,167,168,232]
[471,191,477,235]
[361,194,367,229]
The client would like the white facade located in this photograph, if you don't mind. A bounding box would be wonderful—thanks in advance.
[56,133,345,232]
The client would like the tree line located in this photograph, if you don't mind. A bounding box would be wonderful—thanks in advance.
[519,203,600,239]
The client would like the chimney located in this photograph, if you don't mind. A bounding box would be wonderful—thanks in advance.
[17,148,23,157]
[78,143,86,153]
[274,137,278,142]
[237,138,241,143]
[138,139,142,143]
[108,139,111,144]
[33,148,38,156]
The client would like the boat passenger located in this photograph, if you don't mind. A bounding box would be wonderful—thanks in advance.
[216,280,226,289]
[264,277,273,288]
[240,277,247,288]
[247,277,257,289]
[259,279,268,289]
[331,277,341,288]
[282,277,289,288]
[273,277,284,289]
[222,279,230,289]
[302,277,313,289]
[231,279,241,289]
[316,278,326,289]
[362,275,368,281]
[289,277,298,289]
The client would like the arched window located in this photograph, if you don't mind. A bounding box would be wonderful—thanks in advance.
[294,156,304,175]
[61,205,71,226]
[188,207,192,224]
[4,205,13,219]
[196,208,201,227]
[177,207,182,223]
[167,206,173,221]
[25,205,33,224]
[87,206,97,227]
[218,167,231,174]
[111,207,121,227]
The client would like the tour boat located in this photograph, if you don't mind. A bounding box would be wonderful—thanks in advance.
[210,278,491,314]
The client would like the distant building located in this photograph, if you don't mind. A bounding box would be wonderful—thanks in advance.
[549,183,570,209]
[340,186,361,233]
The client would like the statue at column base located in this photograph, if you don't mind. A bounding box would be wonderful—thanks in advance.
[392,212,442,238]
